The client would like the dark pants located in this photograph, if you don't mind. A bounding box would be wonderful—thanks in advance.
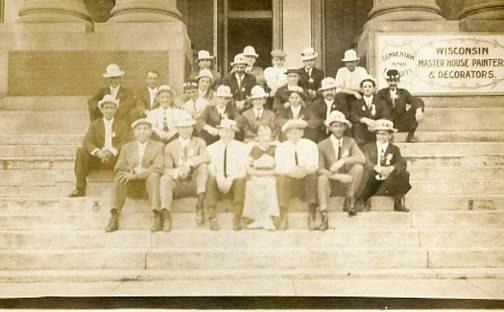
[353,123,376,146]
[111,172,161,214]
[205,176,246,213]
[360,169,411,201]
[277,174,318,209]
[393,110,418,134]
[74,147,117,190]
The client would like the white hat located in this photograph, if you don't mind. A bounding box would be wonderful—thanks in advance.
[215,85,233,98]
[243,46,259,58]
[372,119,397,132]
[174,113,196,127]
[216,119,239,132]
[197,50,213,61]
[271,49,287,58]
[360,74,376,86]
[131,118,153,129]
[301,47,318,61]
[281,119,308,133]
[196,69,214,81]
[157,85,175,97]
[341,49,360,62]
[248,85,268,99]
[319,77,337,91]
[98,94,119,110]
[231,53,247,66]
[325,110,351,128]
[102,64,125,78]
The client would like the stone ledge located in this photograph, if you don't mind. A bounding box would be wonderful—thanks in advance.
[0,22,91,33]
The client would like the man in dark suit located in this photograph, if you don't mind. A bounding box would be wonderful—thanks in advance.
[298,47,325,97]
[88,64,135,123]
[130,70,160,122]
[273,68,311,115]
[376,69,425,143]
[318,111,365,226]
[222,53,257,113]
[349,76,391,146]
[356,119,411,212]
[238,85,277,142]
[105,118,165,233]
[69,95,130,197]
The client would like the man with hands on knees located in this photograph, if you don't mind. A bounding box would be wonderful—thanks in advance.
[147,85,186,144]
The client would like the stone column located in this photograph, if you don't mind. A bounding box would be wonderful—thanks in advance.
[17,0,92,25]
[107,0,181,22]
[459,0,504,21]
[367,0,444,23]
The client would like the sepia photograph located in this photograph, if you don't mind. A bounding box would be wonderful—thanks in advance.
[0,0,503,310]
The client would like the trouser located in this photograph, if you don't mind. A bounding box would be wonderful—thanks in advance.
[160,164,209,210]
[360,169,412,201]
[318,164,364,211]
[393,110,418,135]
[277,174,318,209]
[205,176,246,212]
[353,123,375,146]
[74,147,117,190]
[111,172,161,213]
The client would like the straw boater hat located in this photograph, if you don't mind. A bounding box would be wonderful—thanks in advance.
[286,68,300,75]
[183,81,198,90]
[385,69,401,81]
[131,118,153,129]
[174,113,196,127]
[215,85,233,98]
[196,69,214,81]
[286,86,306,100]
[360,74,376,87]
[372,119,398,133]
[319,77,338,91]
[341,49,360,62]
[243,46,259,58]
[102,64,125,78]
[98,94,119,110]
[197,50,214,61]
[281,119,308,133]
[216,119,239,132]
[248,85,269,99]
[324,110,352,128]
[230,53,247,66]
[157,85,175,97]
[301,47,318,61]
[270,49,286,59]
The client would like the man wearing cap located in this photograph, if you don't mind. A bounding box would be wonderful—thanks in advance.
[264,49,288,99]
[88,64,135,123]
[275,119,319,230]
[318,111,365,225]
[334,49,369,113]
[273,68,311,115]
[243,46,266,87]
[376,69,425,143]
[189,50,222,87]
[182,80,203,118]
[69,95,130,197]
[147,85,187,144]
[356,119,411,212]
[298,47,325,97]
[130,70,160,122]
[160,114,211,230]
[206,119,249,231]
[105,118,165,232]
[311,77,349,142]
[222,53,257,112]
[238,85,277,142]
[350,76,391,147]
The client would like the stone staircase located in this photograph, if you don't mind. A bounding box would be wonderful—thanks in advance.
[0,95,504,297]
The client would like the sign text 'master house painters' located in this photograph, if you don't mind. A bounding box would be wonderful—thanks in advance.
[376,34,504,95]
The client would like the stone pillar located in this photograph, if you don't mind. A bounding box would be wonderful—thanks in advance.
[367,0,444,23]
[107,0,181,22]
[459,0,504,21]
[17,0,92,25]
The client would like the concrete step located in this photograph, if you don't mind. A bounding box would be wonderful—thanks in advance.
[420,229,504,247]
[0,144,77,157]
[0,134,81,145]
[419,108,504,131]
[0,111,88,134]
[412,211,504,227]
[0,96,87,111]
[428,248,504,268]
[421,96,504,108]
[410,179,504,195]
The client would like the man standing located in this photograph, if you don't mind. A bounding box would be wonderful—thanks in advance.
[206,119,249,231]
[298,47,325,97]
[222,53,257,112]
[376,69,425,143]
[160,114,210,230]
[88,64,135,123]
[130,70,160,122]
[69,95,130,197]
[275,119,319,230]
[243,46,266,87]
[105,119,164,232]
[318,111,365,226]
[239,85,277,142]
[189,50,222,87]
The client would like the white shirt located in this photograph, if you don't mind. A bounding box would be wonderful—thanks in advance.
[305,67,312,77]
[376,141,389,165]
[109,85,120,99]
[147,87,158,109]
[103,118,118,156]
[137,141,148,165]
[290,105,302,119]
[147,106,186,133]
[275,139,319,175]
[335,66,368,92]
[216,105,227,118]
[254,108,264,120]
[363,95,373,108]
[235,73,244,87]
[264,66,287,92]
[207,140,249,178]
[324,99,335,120]
[330,135,344,160]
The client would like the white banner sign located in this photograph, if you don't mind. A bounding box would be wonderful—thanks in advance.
[376,34,504,95]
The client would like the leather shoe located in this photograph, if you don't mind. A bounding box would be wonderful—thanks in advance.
[69,188,85,197]
[406,132,417,143]
[209,217,219,231]
[394,196,410,212]
[151,211,163,232]
[319,211,329,231]
[105,210,119,232]
[346,197,357,217]
[161,209,172,232]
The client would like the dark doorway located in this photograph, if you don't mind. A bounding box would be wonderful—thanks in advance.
[228,18,272,70]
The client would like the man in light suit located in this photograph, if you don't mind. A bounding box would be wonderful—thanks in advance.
[88,64,135,123]
[318,111,365,227]
[160,114,211,230]
[222,53,257,112]
[238,85,277,142]
[69,95,130,197]
[105,119,165,233]
[130,70,160,122]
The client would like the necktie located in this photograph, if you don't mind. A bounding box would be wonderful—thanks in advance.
[337,140,342,160]
[183,145,189,162]
[294,148,299,166]
[163,110,169,132]
[223,146,228,177]
[256,110,261,121]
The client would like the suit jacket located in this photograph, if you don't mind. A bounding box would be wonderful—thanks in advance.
[88,86,135,122]
[83,118,130,155]
[277,105,322,142]
[318,136,365,173]
[376,87,425,118]
[135,87,159,112]
[196,103,241,132]
[114,139,164,179]
[361,142,406,173]
[298,67,325,91]
[163,137,210,178]
[247,65,266,87]
[310,97,349,124]
[238,108,277,141]
[349,96,391,124]
[222,73,257,101]
[272,85,312,114]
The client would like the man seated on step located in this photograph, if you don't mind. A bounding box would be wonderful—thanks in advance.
[317,111,365,224]
[334,49,369,114]
[88,64,135,123]
[69,95,130,197]
[238,85,277,142]
[376,69,425,143]
[206,119,249,231]
[129,70,161,123]
[105,119,164,233]
[275,119,319,231]
[160,113,211,231]
[355,119,411,213]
